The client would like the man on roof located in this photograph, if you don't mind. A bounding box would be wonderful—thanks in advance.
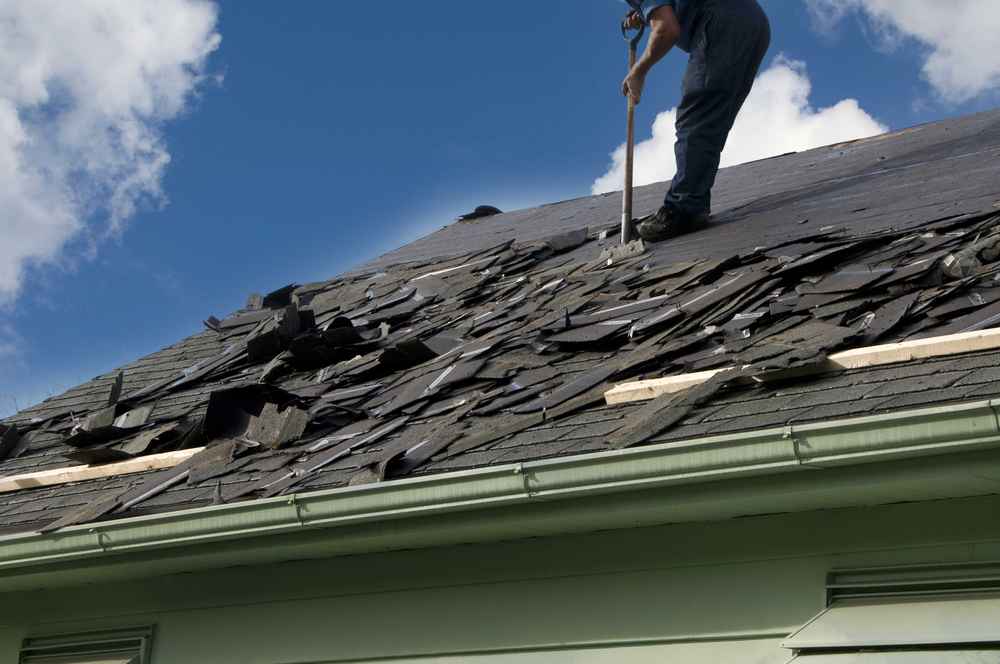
[622,0,770,242]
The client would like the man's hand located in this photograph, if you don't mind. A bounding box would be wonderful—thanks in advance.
[621,5,681,105]
[623,10,644,30]
[622,67,646,105]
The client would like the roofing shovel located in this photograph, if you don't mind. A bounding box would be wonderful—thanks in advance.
[620,7,646,244]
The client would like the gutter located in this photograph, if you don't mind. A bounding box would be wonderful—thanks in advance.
[3,398,1000,577]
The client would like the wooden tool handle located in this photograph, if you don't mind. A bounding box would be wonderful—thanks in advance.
[622,44,638,244]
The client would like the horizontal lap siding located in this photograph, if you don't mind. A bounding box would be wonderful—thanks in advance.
[2,494,1000,663]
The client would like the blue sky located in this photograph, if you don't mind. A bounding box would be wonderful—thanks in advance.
[2,0,999,416]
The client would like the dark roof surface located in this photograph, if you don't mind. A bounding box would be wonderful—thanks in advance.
[3,109,1000,535]
[362,109,1000,271]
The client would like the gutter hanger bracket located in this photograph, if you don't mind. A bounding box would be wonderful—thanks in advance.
[90,529,111,553]
[513,463,534,498]
[783,425,817,468]
[988,399,1000,434]
[287,494,305,527]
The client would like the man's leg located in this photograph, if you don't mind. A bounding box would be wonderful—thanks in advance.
[666,84,732,217]
[665,1,771,218]
[726,5,771,137]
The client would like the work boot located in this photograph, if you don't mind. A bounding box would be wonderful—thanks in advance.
[637,206,709,242]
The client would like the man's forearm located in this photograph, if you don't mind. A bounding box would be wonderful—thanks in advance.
[635,25,677,75]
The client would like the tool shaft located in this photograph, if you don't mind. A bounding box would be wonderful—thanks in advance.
[622,44,638,245]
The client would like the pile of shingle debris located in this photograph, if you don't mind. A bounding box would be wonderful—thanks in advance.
[8,211,1000,531]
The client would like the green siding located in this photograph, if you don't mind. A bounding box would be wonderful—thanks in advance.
[2,494,1000,664]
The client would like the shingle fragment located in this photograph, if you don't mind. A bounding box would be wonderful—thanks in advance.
[511,365,618,414]
[548,320,631,345]
[244,403,310,449]
[610,370,737,449]
[857,291,920,343]
[0,425,20,461]
[927,289,1000,320]
[803,265,894,294]
[38,493,123,533]
[203,385,299,441]
[262,284,298,309]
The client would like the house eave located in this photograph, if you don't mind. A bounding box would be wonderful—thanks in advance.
[2,398,1000,592]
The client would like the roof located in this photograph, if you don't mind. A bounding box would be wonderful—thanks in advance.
[2,108,1000,535]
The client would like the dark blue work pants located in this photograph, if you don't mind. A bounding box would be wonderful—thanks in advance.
[665,0,771,216]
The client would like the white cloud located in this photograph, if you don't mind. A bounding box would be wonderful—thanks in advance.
[592,56,887,196]
[0,0,221,303]
[807,0,1000,103]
